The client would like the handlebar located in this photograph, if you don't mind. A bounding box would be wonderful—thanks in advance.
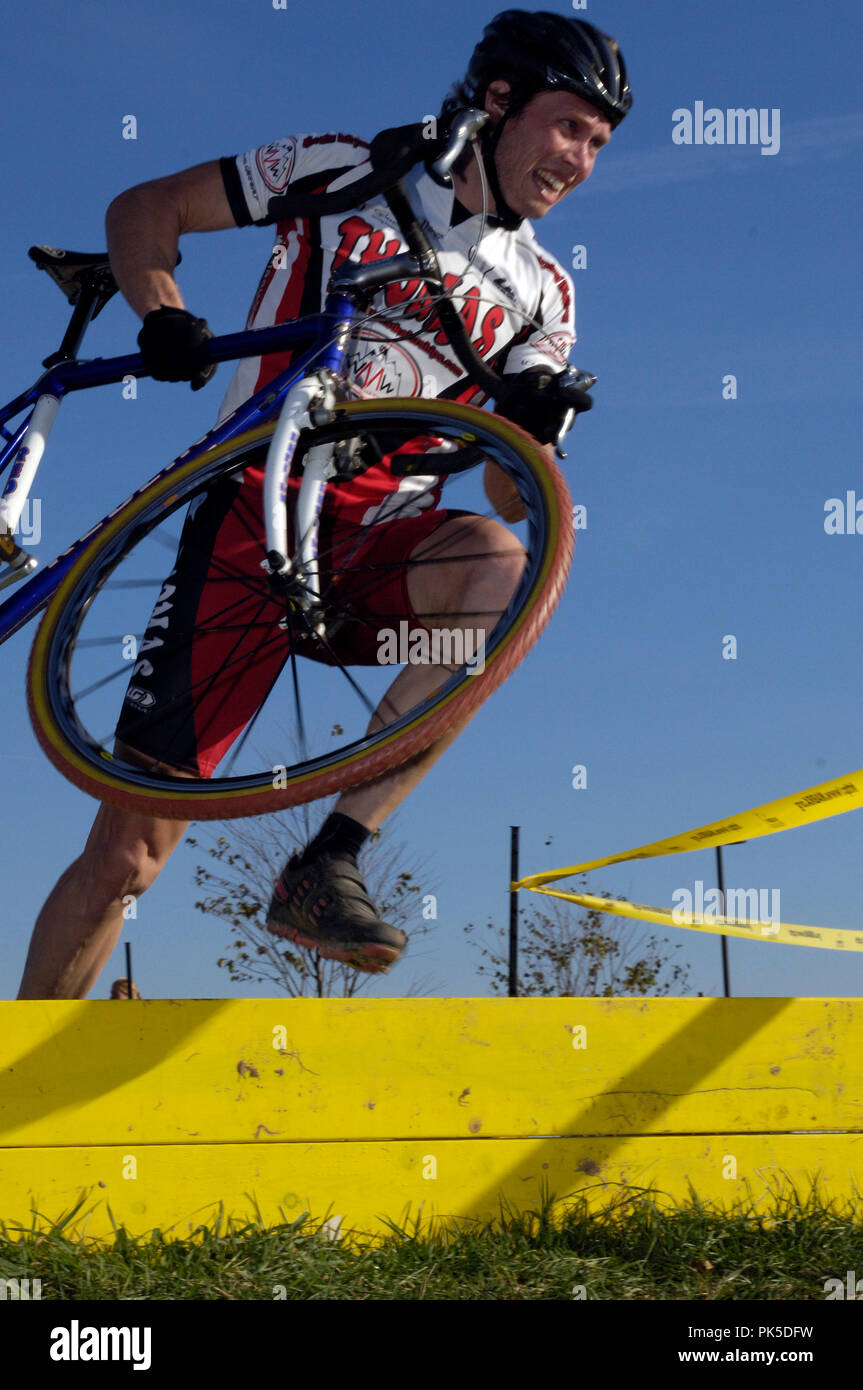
[330,251,434,297]
[25,109,594,448]
[430,109,489,183]
[557,367,597,400]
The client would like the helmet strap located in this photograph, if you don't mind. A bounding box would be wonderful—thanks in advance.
[480,111,523,232]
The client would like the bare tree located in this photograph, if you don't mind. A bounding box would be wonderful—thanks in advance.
[464,876,695,996]
[187,798,438,997]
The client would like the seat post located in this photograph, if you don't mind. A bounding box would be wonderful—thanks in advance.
[42,277,102,368]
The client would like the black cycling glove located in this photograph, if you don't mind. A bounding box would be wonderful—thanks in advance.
[137,306,216,391]
[496,367,593,445]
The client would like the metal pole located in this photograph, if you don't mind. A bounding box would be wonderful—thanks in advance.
[509,826,519,997]
[125,941,134,1000]
[715,846,730,998]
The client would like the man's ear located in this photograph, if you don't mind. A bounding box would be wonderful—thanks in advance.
[484,80,512,120]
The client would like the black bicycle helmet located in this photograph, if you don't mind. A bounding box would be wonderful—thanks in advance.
[466,10,632,129]
[450,12,631,230]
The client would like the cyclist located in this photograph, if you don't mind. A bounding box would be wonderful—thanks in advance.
[17,10,630,997]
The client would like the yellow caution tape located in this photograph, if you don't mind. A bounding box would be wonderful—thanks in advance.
[527,888,863,951]
[514,767,863,951]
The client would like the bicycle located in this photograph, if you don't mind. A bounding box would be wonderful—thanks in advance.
[0,112,590,821]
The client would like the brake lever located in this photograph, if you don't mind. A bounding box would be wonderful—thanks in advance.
[430,109,489,184]
[554,368,597,459]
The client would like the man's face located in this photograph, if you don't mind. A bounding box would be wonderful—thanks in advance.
[487,86,612,219]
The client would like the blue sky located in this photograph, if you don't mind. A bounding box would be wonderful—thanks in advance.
[2,0,862,1000]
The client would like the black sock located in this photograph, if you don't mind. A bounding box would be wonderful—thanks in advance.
[299,812,371,865]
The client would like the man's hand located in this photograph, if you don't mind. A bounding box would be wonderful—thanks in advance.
[496,367,594,445]
[137,306,216,391]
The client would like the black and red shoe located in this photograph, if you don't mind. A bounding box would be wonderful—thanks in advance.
[266,852,408,974]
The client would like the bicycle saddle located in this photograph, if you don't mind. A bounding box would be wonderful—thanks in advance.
[28,245,119,320]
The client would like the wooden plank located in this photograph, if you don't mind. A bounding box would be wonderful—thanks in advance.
[2,998,863,1146]
[1,1136,860,1245]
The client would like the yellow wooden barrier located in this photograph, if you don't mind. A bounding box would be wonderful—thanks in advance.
[1,998,861,1243]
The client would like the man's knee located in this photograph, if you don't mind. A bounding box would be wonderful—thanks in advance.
[411,516,526,614]
[485,521,527,586]
[81,807,185,906]
[89,840,163,902]
[450,519,526,609]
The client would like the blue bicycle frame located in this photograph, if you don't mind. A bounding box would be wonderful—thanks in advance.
[0,290,357,648]
[0,110,558,657]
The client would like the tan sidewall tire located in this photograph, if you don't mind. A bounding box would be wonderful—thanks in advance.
[28,401,573,818]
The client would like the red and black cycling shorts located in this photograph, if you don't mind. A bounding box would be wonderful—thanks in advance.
[116,460,461,777]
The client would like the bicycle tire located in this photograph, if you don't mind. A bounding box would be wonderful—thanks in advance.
[28,397,572,819]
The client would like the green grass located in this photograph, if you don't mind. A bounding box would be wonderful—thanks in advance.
[1,1188,859,1300]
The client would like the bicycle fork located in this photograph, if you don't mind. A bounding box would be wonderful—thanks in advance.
[0,393,60,591]
[261,369,341,639]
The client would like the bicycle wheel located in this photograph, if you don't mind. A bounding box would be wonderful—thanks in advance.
[28,397,572,818]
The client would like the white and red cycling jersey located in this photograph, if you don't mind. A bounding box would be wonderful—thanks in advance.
[118,131,578,774]
[217,130,576,527]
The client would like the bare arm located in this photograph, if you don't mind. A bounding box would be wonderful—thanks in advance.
[105,160,236,320]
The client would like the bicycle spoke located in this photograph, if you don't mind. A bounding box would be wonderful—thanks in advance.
[102,579,164,591]
[222,649,290,776]
[126,595,282,767]
[282,605,309,763]
[79,522,521,752]
[308,627,384,723]
[79,607,286,750]
[72,663,136,702]
[34,398,564,817]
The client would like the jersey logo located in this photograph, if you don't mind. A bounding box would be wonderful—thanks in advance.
[124,687,156,709]
[333,215,506,364]
[490,274,518,305]
[301,132,369,151]
[349,330,422,397]
[256,140,296,193]
[529,330,573,366]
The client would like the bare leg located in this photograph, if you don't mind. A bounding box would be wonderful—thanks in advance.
[18,744,190,1000]
[336,515,525,829]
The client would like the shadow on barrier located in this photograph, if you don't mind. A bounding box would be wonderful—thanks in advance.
[368,994,840,1238]
[0,999,235,1139]
[2,995,861,1244]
